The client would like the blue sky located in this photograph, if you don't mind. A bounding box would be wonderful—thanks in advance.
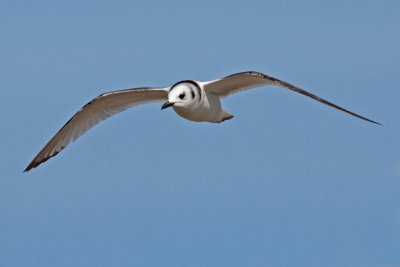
[1,0,399,266]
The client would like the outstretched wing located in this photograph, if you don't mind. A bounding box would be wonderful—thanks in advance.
[25,87,169,172]
[203,71,380,125]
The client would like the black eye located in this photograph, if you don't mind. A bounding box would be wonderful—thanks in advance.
[179,93,185,99]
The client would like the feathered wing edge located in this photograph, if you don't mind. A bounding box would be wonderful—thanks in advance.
[204,71,381,125]
[24,87,168,172]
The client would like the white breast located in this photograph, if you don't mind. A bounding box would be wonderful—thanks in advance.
[173,90,223,122]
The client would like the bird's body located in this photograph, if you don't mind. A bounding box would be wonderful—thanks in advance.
[168,81,232,123]
[25,71,380,172]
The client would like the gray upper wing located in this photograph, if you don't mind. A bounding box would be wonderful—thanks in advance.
[25,87,168,172]
[204,71,380,125]
[203,71,276,98]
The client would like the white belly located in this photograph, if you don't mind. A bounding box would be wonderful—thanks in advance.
[173,91,223,122]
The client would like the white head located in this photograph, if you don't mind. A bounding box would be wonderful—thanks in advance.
[161,80,201,110]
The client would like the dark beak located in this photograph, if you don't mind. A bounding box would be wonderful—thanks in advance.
[161,101,174,110]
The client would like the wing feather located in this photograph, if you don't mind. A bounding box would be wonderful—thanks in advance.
[25,87,168,172]
[204,71,380,125]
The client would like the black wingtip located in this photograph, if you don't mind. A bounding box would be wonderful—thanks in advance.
[23,163,37,173]
[371,120,382,126]
[351,114,382,126]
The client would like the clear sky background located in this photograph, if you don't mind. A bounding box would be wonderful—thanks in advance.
[1,0,399,266]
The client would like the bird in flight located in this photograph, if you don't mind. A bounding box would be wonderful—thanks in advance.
[24,71,380,172]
